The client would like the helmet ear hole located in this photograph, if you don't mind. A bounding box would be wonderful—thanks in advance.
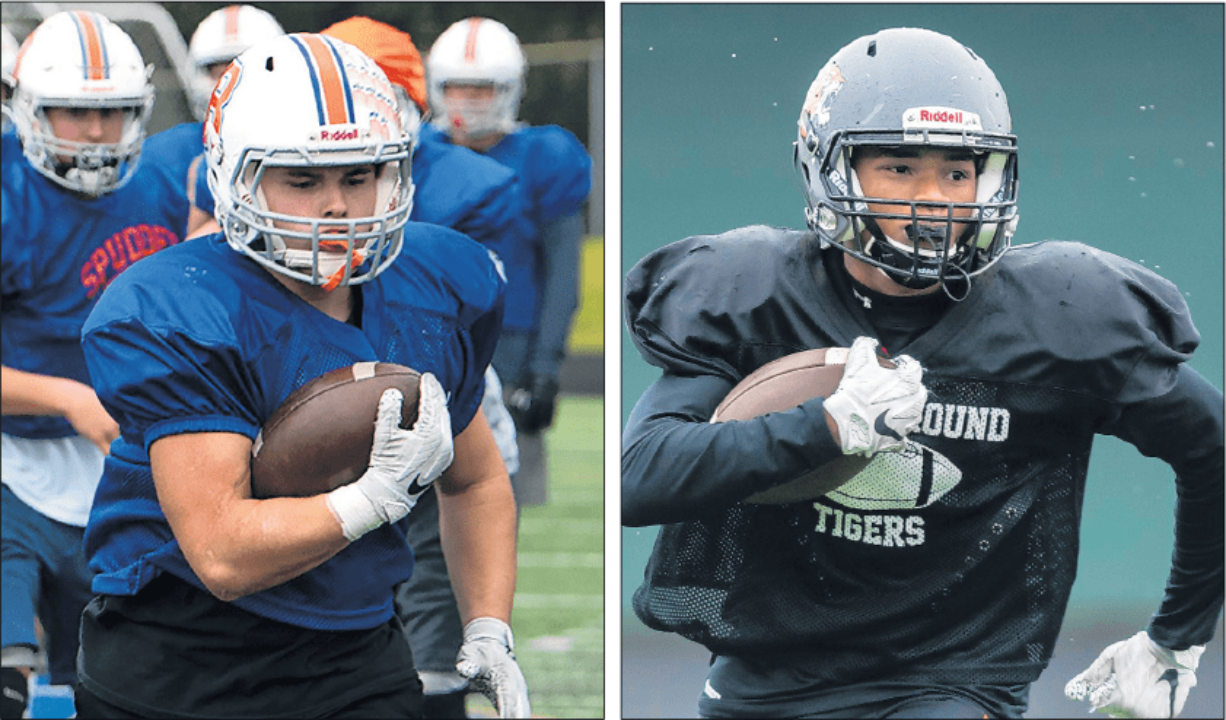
[266,57,275,72]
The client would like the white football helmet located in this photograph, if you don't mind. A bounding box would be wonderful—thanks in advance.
[11,11,154,195]
[204,33,414,290]
[426,17,525,139]
[187,4,284,121]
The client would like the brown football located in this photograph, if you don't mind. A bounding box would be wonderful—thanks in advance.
[250,362,421,499]
[711,347,892,504]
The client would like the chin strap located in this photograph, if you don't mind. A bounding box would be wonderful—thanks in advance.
[318,239,366,292]
[858,212,980,296]
[940,263,972,302]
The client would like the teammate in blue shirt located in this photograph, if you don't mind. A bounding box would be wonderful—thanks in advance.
[426,17,594,507]
[623,28,1221,719]
[0,12,177,717]
[75,34,529,718]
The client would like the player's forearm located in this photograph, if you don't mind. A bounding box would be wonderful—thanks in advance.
[196,494,351,601]
[1111,364,1225,647]
[438,476,518,624]
[1,365,90,416]
[622,372,843,527]
[150,432,351,602]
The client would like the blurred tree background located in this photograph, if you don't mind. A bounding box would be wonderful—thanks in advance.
[162,3,603,150]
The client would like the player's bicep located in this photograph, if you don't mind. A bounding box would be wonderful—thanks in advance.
[149,432,253,570]
[437,408,508,496]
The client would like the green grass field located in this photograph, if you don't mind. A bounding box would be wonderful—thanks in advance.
[469,394,604,718]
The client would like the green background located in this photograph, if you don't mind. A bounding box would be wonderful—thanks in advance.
[620,4,1223,718]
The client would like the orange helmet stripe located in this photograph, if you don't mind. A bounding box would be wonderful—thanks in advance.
[71,11,108,80]
[223,4,241,42]
[464,18,482,62]
[292,34,354,126]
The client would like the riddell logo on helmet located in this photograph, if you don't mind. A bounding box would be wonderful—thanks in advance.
[318,126,359,141]
[903,106,983,131]
[919,109,962,124]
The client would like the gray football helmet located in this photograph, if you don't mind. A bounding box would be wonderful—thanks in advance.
[795,28,1019,290]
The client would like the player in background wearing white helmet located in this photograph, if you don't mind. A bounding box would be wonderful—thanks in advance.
[1,11,185,718]
[187,3,285,122]
[623,26,1220,719]
[1,23,18,131]
[426,17,593,519]
[319,17,534,717]
[141,4,286,241]
[76,33,528,718]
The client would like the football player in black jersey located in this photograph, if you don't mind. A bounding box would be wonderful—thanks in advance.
[622,27,1222,719]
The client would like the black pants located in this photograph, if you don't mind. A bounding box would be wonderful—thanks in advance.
[77,573,423,718]
[75,683,422,719]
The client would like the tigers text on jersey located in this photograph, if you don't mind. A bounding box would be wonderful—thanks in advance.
[621,226,1223,705]
[1,130,188,440]
[80,225,504,631]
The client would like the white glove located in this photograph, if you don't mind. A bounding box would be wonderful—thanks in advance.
[823,336,927,456]
[326,373,454,542]
[456,617,531,718]
[1065,631,1205,718]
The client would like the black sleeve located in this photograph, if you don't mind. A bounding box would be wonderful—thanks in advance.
[621,371,843,527]
[1104,363,1224,649]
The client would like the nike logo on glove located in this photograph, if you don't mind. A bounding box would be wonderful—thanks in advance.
[406,475,432,495]
[874,412,902,440]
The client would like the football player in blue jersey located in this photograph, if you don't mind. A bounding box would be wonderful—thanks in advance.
[75,34,529,718]
[622,28,1222,719]
[318,16,533,718]
[426,17,594,509]
[0,11,180,717]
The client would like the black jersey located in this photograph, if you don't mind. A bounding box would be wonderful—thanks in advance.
[622,226,1223,698]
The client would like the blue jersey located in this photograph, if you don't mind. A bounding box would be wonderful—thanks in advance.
[1,130,188,440]
[80,226,504,631]
[423,123,591,331]
[142,121,205,239]
[412,129,533,256]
